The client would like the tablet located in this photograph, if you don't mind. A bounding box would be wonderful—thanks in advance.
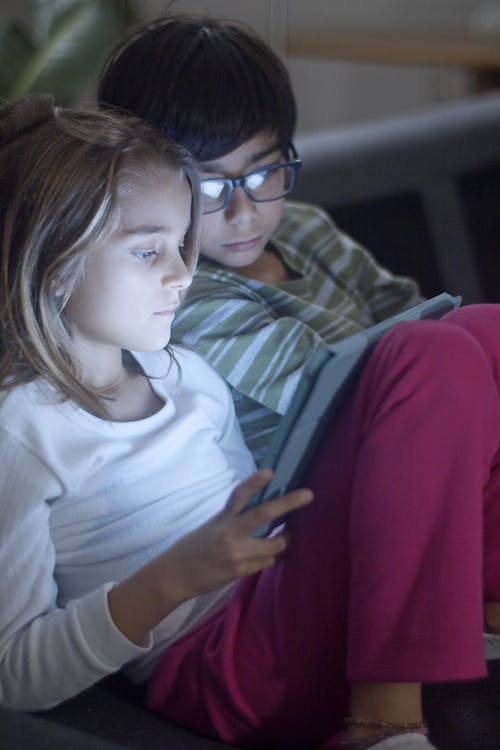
[246,293,461,536]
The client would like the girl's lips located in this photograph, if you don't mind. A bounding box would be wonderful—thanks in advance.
[154,307,178,317]
[223,236,262,252]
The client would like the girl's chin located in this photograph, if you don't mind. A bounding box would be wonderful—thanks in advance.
[129,334,172,352]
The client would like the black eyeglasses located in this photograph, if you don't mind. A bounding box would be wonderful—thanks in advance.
[200,144,302,215]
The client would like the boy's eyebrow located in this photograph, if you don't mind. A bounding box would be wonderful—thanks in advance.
[201,142,282,174]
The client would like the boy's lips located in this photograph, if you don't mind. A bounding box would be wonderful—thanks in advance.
[222,236,262,252]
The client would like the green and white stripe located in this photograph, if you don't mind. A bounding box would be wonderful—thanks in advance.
[173,201,421,462]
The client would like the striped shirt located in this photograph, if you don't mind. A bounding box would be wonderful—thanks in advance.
[172,201,422,462]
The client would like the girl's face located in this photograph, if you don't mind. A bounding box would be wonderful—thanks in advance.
[65,167,192,377]
[199,132,286,270]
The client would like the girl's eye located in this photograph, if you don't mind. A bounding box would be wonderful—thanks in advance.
[134,249,158,261]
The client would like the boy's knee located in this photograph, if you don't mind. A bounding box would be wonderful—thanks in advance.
[372,318,495,403]
[443,304,500,384]
[355,320,488,424]
[443,303,500,330]
[381,318,482,372]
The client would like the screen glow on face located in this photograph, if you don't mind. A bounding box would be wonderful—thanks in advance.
[197,133,298,270]
[65,168,193,377]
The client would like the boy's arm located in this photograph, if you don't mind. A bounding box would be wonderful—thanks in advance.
[330,226,424,322]
[172,204,422,417]
[172,279,342,417]
[279,202,423,323]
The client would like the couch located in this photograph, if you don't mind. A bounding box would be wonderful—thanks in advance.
[294,90,500,305]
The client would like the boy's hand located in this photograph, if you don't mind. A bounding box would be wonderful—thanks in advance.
[164,469,313,602]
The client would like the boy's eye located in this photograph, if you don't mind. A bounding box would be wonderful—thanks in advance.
[134,249,158,261]
[200,180,226,200]
[245,169,268,191]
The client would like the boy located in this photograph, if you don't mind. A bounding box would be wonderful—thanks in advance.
[98,13,422,462]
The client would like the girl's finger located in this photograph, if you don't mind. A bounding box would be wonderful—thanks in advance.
[224,468,274,515]
[241,487,313,533]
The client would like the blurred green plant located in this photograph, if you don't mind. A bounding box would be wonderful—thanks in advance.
[0,0,139,104]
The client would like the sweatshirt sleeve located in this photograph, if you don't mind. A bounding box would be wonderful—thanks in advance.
[172,204,422,418]
[280,202,423,323]
[0,431,149,710]
[172,281,327,416]
[323,219,424,323]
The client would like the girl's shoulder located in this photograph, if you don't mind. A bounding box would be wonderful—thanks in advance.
[134,345,219,381]
[135,346,232,409]
[0,378,55,425]
[0,349,229,424]
[0,350,234,481]
[0,378,72,464]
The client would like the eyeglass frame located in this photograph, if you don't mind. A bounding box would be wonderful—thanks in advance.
[199,142,302,215]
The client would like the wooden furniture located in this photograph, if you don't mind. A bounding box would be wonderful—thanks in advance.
[287,29,500,71]
[268,0,500,86]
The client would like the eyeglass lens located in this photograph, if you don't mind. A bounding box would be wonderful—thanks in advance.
[200,163,297,213]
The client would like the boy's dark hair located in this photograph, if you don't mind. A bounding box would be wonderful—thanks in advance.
[98,13,297,161]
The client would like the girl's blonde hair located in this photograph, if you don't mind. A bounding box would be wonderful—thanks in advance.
[0,94,200,416]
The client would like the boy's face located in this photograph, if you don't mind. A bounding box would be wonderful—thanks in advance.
[199,132,286,271]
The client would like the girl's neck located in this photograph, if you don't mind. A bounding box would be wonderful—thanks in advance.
[104,369,164,422]
[75,351,163,422]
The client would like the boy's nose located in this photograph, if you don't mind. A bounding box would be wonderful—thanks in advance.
[225,186,257,221]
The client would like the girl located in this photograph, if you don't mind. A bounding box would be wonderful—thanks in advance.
[97,13,500,749]
[0,93,310,715]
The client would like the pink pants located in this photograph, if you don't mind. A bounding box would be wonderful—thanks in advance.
[147,305,500,749]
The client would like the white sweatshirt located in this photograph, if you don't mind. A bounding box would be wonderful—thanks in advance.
[0,347,255,710]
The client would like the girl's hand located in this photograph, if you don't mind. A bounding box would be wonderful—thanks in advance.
[163,469,313,602]
[108,470,312,645]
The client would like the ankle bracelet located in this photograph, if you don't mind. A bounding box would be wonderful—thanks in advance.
[345,717,428,732]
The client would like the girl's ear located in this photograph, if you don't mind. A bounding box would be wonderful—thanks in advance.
[51,280,64,299]
[49,277,67,308]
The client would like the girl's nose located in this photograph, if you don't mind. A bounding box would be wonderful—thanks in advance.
[161,253,193,290]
